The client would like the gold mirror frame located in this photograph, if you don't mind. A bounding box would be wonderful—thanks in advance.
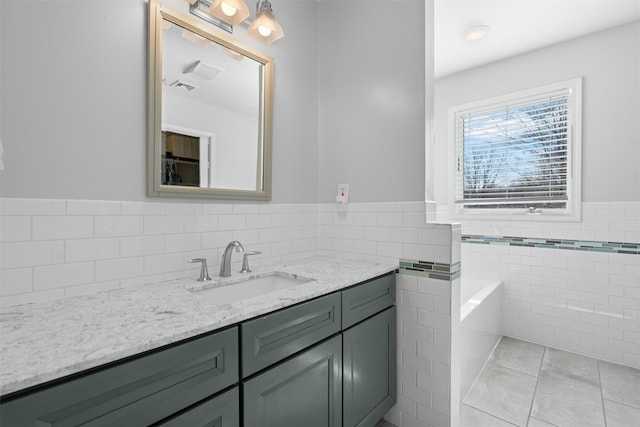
[147,0,273,200]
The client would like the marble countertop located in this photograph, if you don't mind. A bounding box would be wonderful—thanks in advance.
[0,256,397,396]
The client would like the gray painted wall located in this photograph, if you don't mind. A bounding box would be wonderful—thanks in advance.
[0,0,320,203]
[0,0,427,204]
[317,0,426,203]
[1,1,148,201]
[434,21,640,205]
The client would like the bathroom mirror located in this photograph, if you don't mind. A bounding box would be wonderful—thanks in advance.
[147,0,273,200]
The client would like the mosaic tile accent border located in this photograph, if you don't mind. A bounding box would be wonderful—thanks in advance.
[462,235,640,255]
[399,259,461,281]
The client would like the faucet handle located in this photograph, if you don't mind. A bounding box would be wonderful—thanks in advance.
[240,251,262,273]
[189,258,212,281]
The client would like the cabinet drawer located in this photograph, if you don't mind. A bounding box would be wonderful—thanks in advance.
[158,386,239,427]
[0,327,239,427]
[342,273,395,329]
[241,293,341,377]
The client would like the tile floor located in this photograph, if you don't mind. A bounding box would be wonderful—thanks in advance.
[461,336,640,427]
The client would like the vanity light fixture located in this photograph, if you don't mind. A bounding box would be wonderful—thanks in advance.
[247,0,284,44]
[464,25,491,41]
[187,0,284,44]
[189,0,233,33]
[208,0,250,26]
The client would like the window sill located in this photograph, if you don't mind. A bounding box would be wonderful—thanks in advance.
[449,207,581,222]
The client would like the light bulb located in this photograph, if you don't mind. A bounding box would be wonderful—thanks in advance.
[220,2,237,17]
[258,25,272,37]
[247,4,284,44]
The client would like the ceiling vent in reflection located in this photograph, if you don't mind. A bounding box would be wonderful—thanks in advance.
[183,60,224,80]
[169,80,198,91]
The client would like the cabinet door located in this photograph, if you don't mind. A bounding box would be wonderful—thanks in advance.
[157,386,239,427]
[343,307,397,427]
[243,335,342,427]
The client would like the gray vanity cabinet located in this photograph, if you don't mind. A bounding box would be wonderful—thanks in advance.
[343,307,397,427]
[243,335,343,427]
[0,327,239,427]
[242,272,396,427]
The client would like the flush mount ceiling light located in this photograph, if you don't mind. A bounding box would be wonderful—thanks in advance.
[187,0,284,44]
[208,0,250,26]
[464,25,491,41]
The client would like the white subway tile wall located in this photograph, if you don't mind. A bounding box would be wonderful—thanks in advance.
[384,272,459,427]
[0,199,451,303]
[0,199,320,306]
[439,202,640,369]
[318,202,454,264]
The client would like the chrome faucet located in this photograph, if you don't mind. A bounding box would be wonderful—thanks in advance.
[219,241,245,277]
[240,251,262,273]
[189,258,212,281]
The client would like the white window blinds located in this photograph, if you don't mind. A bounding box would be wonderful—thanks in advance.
[455,87,574,210]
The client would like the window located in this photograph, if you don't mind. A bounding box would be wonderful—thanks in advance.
[450,79,582,220]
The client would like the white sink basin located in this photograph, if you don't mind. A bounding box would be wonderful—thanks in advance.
[191,272,314,304]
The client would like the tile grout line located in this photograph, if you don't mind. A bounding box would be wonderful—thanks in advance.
[490,361,539,380]
[525,345,547,426]
[597,360,608,427]
[463,358,540,425]
[601,398,640,412]
[461,403,519,426]
[461,339,505,406]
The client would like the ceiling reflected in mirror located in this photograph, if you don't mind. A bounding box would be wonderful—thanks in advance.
[162,20,260,117]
